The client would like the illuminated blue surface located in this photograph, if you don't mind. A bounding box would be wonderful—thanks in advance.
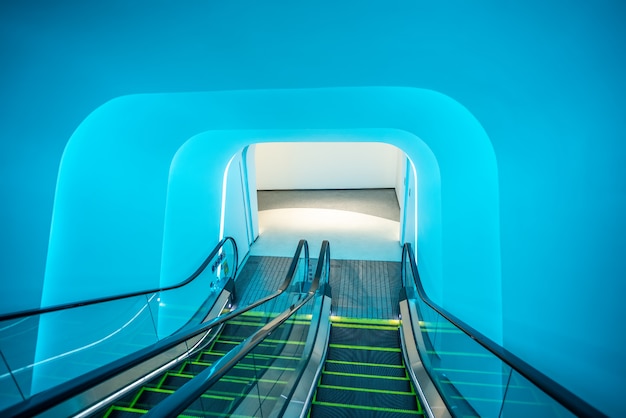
[44,89,500,340]
[1,1,625,415]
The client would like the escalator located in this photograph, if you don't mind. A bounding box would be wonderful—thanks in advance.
[104,240,607,418]
[309,317,423,417]
[103,310,312,417]
[2,238,604,418]
[0,238,318,418]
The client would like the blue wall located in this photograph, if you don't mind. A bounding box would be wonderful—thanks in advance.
[1,1,625,415]
[43,91,499,340]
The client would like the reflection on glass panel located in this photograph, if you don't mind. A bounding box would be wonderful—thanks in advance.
[402,244,585,418]
[500,370,576,418]
[404,254,508,417]
[22,295,159,396]
[157,239,238,337]
[0,316,39,400]
[412,296,507,417]
[182,296,315,417]
[0,350,24,410]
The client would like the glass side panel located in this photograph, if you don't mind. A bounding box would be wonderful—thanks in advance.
[0,316,39,401]
[293,247,311,294]
[404,249,578,418]
[500,370,576,418]
[0,238,238,411]
[2,295,159,397]
[413,295,508,417]
[156,238,238,336]
[182,293,315,417]
[0,348,24,410]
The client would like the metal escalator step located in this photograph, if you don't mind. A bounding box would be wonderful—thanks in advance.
[131,388,172,410]
[329,326,400,348]
[232,356,299,372]
[200,378,255,400]
[327,346,403,365]
[314,386,419,411]
[210,340,246,352]
[320,373,412,393]
[158,373,194,390]
[308,319,424,417]
[310,402,423,417]
[197,351,225,363]
[324,361,406,378]
[104,405,148,417]
[100,304,307,416]
[194,352,301,376]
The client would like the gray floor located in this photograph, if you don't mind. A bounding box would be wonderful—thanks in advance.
[252,189,403,261]
[329,259,402,319]
[239,189,404,319]
[235,256,402,319]
[257,189,400,222]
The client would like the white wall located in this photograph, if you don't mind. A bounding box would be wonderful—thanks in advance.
[395,150,407,210]
[256,142,399,190]
[222,151,252,260]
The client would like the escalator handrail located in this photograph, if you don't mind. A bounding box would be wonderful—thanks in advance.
[2,240,310,418]
[146,240,330,418]
[0,237,239,322]
[401,243,606,418]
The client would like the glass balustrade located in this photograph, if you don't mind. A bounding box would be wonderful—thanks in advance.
[402,246,579,418]
[0,237,238,410]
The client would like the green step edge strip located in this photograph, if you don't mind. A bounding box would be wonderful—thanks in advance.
[225,318,310,327]
[196,352,301,361]
[330,316,400,327]
[104,405,149,417]
[215,337,306,346]
[322,370,410,381]
[318,384,415,396]
[325,359,405,368]
[238,310,313,320]
[332,322,399,331]
[311,400,423,415]
[328,343,401,353]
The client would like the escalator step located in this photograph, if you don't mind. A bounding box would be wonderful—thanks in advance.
[320,373,412,393]
[314,387,419,411]
[99,307,310,417]
[324,361,406,378]
[233,356,299,372]
[210,341,246,352]
[104,406,148,418]
[132,388,172,410]
[197,350,300,366]
[197,351,225,364]
[308,319,423,417]
[209,338,289,352]
[330,326,399,348]
[310,403,422,417]
[159,373,193,390]
[327,346,403,365]
[202,382,252,399]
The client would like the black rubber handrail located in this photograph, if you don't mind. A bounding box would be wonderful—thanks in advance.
[0,237,238,322]
[146,240,330,418]
[401,243,606,418]
[2,240,310,418]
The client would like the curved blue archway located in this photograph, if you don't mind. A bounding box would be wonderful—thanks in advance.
[43,86,500,341]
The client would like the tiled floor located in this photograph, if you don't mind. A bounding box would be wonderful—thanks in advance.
[328,259,402,319]
[241,189,404,319]
[250,189,403,262]
[235,256,402,319]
